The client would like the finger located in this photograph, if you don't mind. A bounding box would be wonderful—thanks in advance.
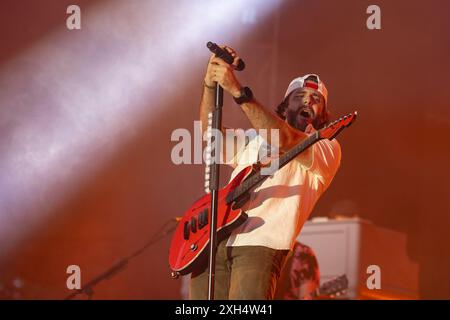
[222,46,243,69]
[216,45,240,66]
[210,64,228,74]
[211,66,226,76]
[211,74,222,83]
[210,56,230,67]
[305,124,315,133]
[232,56,241,69]
[223,46,237,57]
[212,67,227,77]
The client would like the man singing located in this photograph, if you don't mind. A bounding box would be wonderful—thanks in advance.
[190,45,341,300]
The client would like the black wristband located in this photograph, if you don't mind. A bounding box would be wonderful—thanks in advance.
[233,86,253,105]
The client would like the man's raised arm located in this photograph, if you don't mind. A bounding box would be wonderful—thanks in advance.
[206,47,310,154]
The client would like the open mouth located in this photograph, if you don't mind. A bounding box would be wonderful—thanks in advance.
[299,108,314,119]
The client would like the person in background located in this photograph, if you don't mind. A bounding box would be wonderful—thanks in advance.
[275,241,320,300]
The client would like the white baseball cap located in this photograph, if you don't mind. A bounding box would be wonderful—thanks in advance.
[284,74,328,105]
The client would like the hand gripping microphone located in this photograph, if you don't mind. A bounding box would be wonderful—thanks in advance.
[207,41,245,71]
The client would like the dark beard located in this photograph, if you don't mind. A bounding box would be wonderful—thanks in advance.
[286,107,320,132]
[287,115,309,131]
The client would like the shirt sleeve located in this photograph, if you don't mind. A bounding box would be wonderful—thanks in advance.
[302,138,342,186]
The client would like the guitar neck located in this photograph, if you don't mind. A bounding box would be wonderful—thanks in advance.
[278,131,319,168]
[229,132,320,202]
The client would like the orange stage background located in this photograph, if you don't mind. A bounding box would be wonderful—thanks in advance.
[0,0,449,299]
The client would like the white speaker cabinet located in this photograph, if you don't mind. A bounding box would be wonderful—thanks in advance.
[297,217,419,299]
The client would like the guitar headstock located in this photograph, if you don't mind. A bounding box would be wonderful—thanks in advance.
[318,111,357,140]
[319,274,349,297]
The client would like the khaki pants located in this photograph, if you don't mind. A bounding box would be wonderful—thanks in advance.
[189,238,289,300]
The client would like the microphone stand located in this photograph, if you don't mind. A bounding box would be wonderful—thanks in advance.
[64,218,178,300]
[204,41,244,300]
[207,84,223,300]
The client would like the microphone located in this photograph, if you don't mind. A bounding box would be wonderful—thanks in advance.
[207,41,245,71]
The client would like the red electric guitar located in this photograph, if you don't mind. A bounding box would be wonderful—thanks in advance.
[169,112,357,276]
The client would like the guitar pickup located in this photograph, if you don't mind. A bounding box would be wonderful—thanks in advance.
[198,209,208,229]
[183,221,190,240]
[190,217,197,233]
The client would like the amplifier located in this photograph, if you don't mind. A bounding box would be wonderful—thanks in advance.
[298,217,419,299]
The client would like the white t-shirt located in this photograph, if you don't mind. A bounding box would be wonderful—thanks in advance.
[224,130,341,250]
